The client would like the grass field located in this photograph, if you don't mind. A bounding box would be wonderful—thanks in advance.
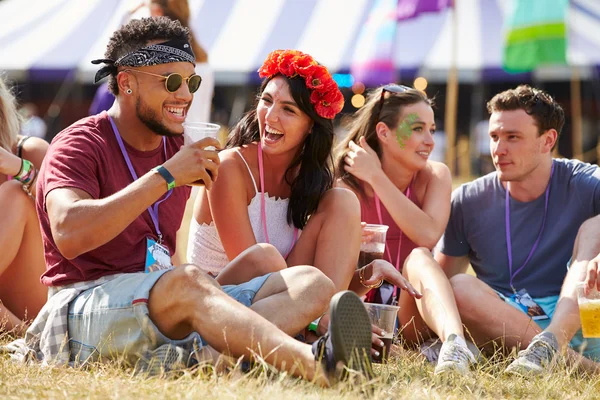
[2,334,599,400]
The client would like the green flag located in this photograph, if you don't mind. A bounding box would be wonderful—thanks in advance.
[503,0,568,73]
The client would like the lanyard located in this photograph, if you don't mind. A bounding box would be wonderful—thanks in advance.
[109,116,172,243]
[373,176,414,302]
[256,142,298,259]
[505,163,554,292]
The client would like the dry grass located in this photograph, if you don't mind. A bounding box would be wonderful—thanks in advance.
[2,335,599,400]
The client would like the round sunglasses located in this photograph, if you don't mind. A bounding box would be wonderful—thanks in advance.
[123,69,202,93]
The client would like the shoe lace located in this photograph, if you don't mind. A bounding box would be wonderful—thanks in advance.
[519,338,556,365]
[439,343,473,365]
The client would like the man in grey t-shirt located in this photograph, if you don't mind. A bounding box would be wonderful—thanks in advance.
[436,85,600,375]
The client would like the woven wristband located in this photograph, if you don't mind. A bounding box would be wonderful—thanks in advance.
[14,158,33,182]
[308,315,323,333]
[152,165,176,191]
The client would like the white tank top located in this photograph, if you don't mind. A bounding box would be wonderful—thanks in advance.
[187,149,300,275]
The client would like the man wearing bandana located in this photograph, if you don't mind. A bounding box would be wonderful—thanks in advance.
[18,17,373,384]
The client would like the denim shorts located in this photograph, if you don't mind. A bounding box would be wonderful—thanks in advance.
[67,270,271,365]
[496,291,600,361]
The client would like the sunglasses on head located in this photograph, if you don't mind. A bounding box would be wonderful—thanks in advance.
[123,69,202,93]
[376,84,412,122]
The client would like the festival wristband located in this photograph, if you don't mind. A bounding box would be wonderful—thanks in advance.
[152,165,176,191]
[308,315,323,333]
[14,158,33,182]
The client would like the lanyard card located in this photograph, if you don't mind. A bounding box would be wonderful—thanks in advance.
[145,238,173,273]
[509,289,549,321]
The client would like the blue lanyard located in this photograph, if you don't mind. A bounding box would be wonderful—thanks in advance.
[109,116,172,243]
[505,162,554,292]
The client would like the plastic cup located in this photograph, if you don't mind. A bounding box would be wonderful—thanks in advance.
[182,122,220,186]
[576,282,600,338]
[182,122,220,147]
[358,224,389,268]
[364,302,400,363]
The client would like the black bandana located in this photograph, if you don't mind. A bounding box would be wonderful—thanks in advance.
[91,38,195,83]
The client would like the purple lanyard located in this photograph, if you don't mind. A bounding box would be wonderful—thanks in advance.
[505,163,554,292]
[109,116,172,244]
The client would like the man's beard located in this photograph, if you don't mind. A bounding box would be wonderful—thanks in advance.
[136,96,180,137]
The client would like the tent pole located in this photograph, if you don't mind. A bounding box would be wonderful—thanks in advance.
[444,0,458,176]
[570,66,583,161]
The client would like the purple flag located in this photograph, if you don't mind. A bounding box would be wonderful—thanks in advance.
[397,0,453,21]
[350,0,398,86]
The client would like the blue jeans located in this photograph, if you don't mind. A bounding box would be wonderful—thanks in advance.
[67,270,270,365]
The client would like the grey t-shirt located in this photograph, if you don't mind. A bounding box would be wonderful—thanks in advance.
[439,159,600,298]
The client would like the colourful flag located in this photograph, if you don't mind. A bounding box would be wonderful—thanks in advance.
[396,0,453,21]
[350,0,398,86]
[503,0,568,72]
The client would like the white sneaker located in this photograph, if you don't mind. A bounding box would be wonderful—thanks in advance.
[433,334,477,375]
[421,337,482,363]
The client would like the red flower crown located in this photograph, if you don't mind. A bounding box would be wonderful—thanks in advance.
[258,49,344,120]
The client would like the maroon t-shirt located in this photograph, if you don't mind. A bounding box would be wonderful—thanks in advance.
[37,111,191,286]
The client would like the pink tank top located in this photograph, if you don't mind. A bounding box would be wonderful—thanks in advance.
[359,183,421,273]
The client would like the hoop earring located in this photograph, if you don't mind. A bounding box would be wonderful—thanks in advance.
[126,89,133,95]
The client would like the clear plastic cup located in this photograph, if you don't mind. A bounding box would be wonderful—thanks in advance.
[576,282,600,338]
[182,122,220,186]
[364,302,399,363]
[358,224,389,268]
[182,122,220,147]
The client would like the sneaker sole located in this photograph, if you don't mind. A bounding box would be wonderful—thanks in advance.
[328,291,373,379]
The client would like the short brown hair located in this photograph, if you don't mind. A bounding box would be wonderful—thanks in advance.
[487,85,564,148]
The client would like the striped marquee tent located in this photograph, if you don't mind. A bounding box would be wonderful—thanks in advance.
[1,0,600,84]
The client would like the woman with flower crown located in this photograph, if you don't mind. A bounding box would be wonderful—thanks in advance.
[335,85,478,374]
[188,50,421,337]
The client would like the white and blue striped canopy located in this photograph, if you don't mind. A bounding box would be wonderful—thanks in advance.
[1,0,599,83]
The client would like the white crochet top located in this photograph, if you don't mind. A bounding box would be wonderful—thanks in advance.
[187,149,300,275]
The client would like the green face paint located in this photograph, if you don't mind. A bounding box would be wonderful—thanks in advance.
[395,113,419,149]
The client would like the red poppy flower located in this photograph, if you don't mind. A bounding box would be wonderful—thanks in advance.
[258,49,344,119]
[258,50,283,78]
[277,52,300,77]
[305,65,332,90]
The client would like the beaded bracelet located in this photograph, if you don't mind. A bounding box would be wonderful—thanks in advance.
[359,266,384,289]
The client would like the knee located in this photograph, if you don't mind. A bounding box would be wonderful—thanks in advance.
[0,180,33,213]
[405,247,433,266]
[244,243,286,274]
[294,265,336,304]
[319,187,360,219]
[172,263,218,294]
[449,273,482,316]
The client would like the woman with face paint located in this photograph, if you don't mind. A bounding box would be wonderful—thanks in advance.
[336,85,477,375]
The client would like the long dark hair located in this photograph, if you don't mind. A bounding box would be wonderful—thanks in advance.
[227,74,335,229]
[335,86,432,199]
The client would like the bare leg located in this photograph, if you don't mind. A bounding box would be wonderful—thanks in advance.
[398,248,465,345]
[148,265,330,383]
[0,181,47,331]
[286,188,361,291]
[451,274,599,372]
[450,274,542,352]
[250,265,335,335]
[546,217,600,349]
[216,244,287,286]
